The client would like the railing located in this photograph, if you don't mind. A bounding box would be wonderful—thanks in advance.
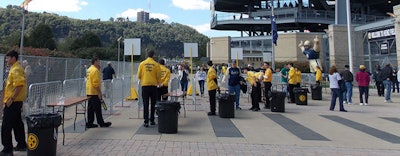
[27,81,63,115]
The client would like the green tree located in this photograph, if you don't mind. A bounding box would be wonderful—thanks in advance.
[29,23,56,50]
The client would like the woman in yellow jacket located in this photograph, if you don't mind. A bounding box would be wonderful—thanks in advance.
[244,67,261,111]
[295,67,302,87]
[288,63,296,103]
[316,66,323,85]
[206,61,218,115]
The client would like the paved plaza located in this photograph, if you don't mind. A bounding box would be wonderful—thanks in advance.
[10,88,400,155]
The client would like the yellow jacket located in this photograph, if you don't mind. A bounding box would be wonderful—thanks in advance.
[221,66,227,75]
[316,68,322,81]
[288,67,296,84]
[295,70,302,84]
[86,65,101,95]
[160,65,171,87]
[245,71,256,86]
[4,61,27,103]
[138,57,161,86]
[207,67,218,90]
[263,68,273,82]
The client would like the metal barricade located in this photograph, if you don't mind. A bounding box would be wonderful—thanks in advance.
[27,81,63,115]
[63,78,86,98]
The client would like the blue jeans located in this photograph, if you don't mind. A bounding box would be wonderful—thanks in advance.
[330,88,344,111]
[180,79,188,91]
[198,80,205,95]
[383,80,392,100]
[342,82,353,103]
[229,84,241,108]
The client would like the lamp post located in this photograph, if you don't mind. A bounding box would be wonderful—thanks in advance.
[20,8,27,60]
[117,37,122,77]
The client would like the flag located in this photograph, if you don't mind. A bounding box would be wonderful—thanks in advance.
[271,15,278,46]
[20,0,32,8]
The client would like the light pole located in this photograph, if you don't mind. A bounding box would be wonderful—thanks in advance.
[117,36,122,77]
[20,8,27,59]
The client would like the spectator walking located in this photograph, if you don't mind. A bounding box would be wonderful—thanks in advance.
[223,62,243,110]
[381,64,393,103]
[1,50,28,155]
[178,65,189,92]
[157,59,171,101]
[86,57,112,128]
[280,64,289,97]
[356,65,370,106]
[328,65,347,112]
[196,66,207,97]
[102,61,116,98]
[373,65,384,96]
[340,65,354,105]
[392,68,399,93]
[138,50,162,127]
[206,61,218,115]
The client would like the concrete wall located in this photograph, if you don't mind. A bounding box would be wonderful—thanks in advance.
[209,36,231,64]
[395,5,400,67]
[328,25,355,71]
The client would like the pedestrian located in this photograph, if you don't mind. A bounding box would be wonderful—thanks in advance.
[287,63,296,103]
[1,50,28,155]
[102,61,116,98]
[86,57,112,128]
[263,62,273,109]
[381,63,393,103]
[22,60,32,86]
[373,65,384,96]
[196,66,207,97]
[280,64,289,97]
[178,65,189,92]
[138,50,162,127]
[224,62,243,110]
[328,65,347,112]
[392,68,399,93]
[206,61,218,115]
[243,67,261,111]
[295,67,302,87]
[356,65,370,106]
[340,65,354,105]
[316,66,323,85]
[157,59,170,101]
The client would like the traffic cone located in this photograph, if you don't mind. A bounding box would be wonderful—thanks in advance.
[187,84,199,96]
[125,86,138,100]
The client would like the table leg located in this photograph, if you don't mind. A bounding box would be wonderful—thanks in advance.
[62,107,65,145]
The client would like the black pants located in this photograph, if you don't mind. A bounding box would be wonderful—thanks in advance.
[264,82,272,108]
[2,102,26,151]
[208,89,216,113]
[157,86,168,101]
[288,84,296,102]
[392,81,399,93]
[87,95,105,125]
[142,86,157,123]
[376,81,384,96]
[251,83,261,109]
[359,86,369,103]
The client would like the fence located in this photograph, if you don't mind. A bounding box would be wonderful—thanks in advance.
[27,81,63,115]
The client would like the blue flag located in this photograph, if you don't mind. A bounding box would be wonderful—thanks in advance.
[271,15,278,46]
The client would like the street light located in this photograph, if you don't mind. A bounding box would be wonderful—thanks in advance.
[20,0,32,59]
[117,36,122,77]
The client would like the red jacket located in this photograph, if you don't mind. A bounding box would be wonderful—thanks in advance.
[356,71,370,87]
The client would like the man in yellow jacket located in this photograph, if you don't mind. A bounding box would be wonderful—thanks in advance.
[157,59,170,101]
[138,50,162,127]
[263,62,273,109]
[206,61,218,115]
[288,63,296,103]
[86,57,111,128]
[1,50,27,154]
[243,67,261,111]
[316,66,323,85]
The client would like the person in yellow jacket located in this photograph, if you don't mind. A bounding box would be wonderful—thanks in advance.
[288,63,296,103]
[243,67,261,111]
[1,50,27,154]
[316,66,323,85]
[263,62,273,109]
[138,50,162,127]
[295,67,302,87]
[157,59,170,101]
[86,57,112,128]
[206,61,218,115]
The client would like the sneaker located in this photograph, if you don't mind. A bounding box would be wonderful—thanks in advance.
[385,100,392,103]
[340,110,348,112]
[343,101,347,104]
[364,103,368,106]
[236,107,242,110]
[0,150,13,156]
[252,108,260,111]
[347,102,352,105]
[207,112,216,116]
[143,123,149,127]
[150,121,156,125]
[360,103,364,106]
[85,123,98,128]
[99,122,112,127]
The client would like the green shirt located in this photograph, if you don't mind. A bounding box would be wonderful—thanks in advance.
[280,67,288,83]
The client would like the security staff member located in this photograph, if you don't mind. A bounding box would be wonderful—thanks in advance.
[206,61,218,115]
[86,57,111,128]
[138,50,162,127]
[316,66,323,85]
[157,59,171,101]
[1,50,27,155]
[263,62,273,109]
[288,63,296,103]
[243,67,261,111]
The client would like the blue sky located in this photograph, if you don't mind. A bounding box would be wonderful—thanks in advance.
[0,0,240,37]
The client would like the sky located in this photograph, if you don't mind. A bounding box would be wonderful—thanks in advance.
[0,0,240,38]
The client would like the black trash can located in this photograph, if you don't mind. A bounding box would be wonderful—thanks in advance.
[218,93,235,118]
[26,113,62,156]
[294,88,308,105]
[270,91,285,112]
[311,84,322,100]
[156,101,181,134]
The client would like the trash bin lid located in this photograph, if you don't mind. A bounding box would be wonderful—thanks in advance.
[26,113,62,128]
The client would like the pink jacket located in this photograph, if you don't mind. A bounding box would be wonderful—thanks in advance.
[356,71,370,87]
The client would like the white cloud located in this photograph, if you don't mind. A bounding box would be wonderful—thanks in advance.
[28,0,88,12]
[189,23,210,34]
[172,0,209,10]
[117,8,170,20]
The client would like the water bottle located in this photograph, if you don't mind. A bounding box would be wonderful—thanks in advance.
[57,96,65,105]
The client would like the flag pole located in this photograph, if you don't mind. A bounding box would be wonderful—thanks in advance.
[271,0,275,70]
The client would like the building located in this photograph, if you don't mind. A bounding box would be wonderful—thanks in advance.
[137,11,149,23]
[209,0,400,72]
